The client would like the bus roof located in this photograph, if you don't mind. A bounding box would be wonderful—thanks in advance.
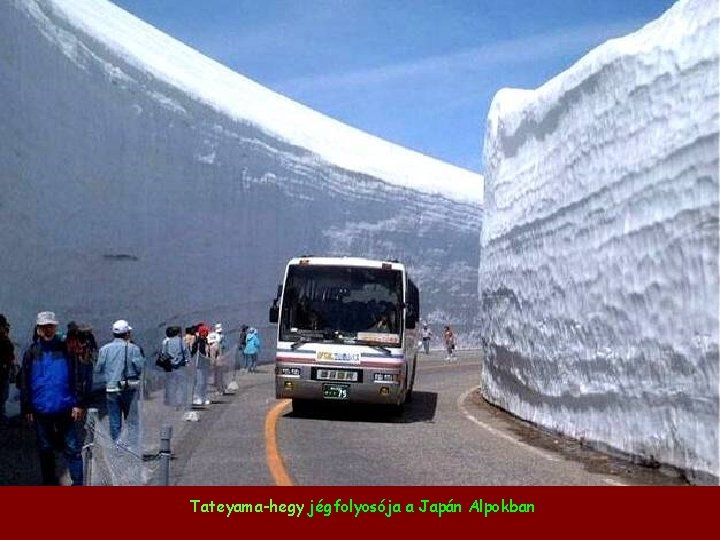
[287,256,406,272]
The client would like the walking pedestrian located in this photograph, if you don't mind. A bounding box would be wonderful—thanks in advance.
[211,323,227,393]
[161,326,188,409]
[20,311,85,485]
[96,319,145,447]
[79,324,98,395]
[191,322,211,405]
[421,322,433,354]
[443,326,456,361]
[244,327,261,373]
[237,324,248,371]
[66,322,97,399]
[0,314,16,426]
[214,323,225,354]
[184,326,196,350]
[207,331,221,395]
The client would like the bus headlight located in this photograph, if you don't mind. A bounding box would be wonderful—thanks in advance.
[280,367,301,376]
[374,373,397,382]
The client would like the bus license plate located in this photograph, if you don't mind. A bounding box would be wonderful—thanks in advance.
[323,383,350,400]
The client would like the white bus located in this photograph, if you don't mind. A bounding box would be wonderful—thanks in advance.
[269,256,420,412]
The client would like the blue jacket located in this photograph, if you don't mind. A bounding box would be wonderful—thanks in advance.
[21,337,82,415]
[244,331,261,355]
[96,338,145,392]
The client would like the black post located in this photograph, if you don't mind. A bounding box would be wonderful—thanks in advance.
[83,408,99,486]
[159,424,172,486]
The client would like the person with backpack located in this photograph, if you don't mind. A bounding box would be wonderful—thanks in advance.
[96,319,145,447]
[20,311,85,485]
[161,326,188,408]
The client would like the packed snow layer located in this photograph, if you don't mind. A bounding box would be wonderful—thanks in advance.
[0,0,482,354]
[480,0,719,482]
[24,0,483,204]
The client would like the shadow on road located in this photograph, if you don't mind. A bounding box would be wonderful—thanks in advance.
[287,391,438,424]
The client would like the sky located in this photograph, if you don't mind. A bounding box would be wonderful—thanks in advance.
[110,0,676,174]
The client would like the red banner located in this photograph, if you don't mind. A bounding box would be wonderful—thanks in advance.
[1,486,718,534]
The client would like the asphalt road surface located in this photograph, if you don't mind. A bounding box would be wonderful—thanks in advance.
[166,349,687,486]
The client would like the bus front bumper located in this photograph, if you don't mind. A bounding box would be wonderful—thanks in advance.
[275,364,404,404]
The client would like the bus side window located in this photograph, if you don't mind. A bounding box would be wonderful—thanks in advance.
[406,279,419,329]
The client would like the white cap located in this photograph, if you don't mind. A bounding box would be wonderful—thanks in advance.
[215,323,223,332]
[112,319,132,334]
[36,311,59,326]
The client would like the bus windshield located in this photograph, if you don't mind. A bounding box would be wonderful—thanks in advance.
[279,265,404,345]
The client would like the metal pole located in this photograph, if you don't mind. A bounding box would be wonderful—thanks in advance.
[159,424,172,486]
[83,408,99,486]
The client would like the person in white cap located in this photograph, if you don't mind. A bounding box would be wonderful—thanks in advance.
[20,311,85,485]
[214,323,228,391]
[208,323,226,395]
[421,322,433,354]
[96,319,145,446]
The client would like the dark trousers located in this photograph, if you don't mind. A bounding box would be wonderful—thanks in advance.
[34,411,83,486]
[77,362,94,397]
[0,375,9,418]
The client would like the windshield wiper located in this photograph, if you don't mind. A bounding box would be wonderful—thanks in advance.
[290,335,322,350]
[371,345,392,356]
[288,329,330,349]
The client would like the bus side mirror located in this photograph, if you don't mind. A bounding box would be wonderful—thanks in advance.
[269,283,282,324]
[406,304,417,329]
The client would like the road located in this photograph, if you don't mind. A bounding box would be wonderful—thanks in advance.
[167,350,686,486]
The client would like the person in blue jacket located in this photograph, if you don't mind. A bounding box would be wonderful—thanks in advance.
[20,311,85,486]
[243,327,261,373]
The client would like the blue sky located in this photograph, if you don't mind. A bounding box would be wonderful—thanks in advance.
[112,0,675,174]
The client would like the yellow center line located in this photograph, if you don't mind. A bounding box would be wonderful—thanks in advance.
[265,399,294,486]
[265,358,476,486]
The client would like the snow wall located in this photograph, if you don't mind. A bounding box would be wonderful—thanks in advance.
[0,0,483,356]
[480,0,719,483]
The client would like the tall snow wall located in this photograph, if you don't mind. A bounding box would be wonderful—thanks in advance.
[480,0,719,482]
[0,0,483,353]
